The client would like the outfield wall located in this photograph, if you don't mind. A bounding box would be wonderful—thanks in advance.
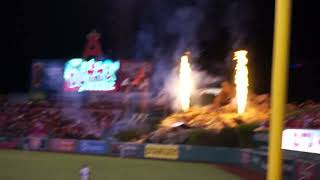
[0,136,319,180]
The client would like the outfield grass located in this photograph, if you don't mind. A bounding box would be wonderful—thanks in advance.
[0,150,242,180]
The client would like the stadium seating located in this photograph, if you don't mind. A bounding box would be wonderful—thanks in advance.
[0,100,122,139]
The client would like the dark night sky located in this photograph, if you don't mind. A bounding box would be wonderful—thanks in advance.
[2,0,319,102]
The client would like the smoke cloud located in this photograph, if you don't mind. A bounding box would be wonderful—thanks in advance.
[223,0,255,74]
[131,1,227,111]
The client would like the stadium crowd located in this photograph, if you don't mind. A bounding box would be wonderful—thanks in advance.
[259,101,320,130]
[0,100,122,139]
[1,96,319,140]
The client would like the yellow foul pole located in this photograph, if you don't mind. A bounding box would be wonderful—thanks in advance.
[267,0,292,180]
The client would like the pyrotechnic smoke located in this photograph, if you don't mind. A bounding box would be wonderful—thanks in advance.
[112,1,255,111]
[135,1,225,111]
[43,62,96,132]
[158,64,222,111]
[223,0,254,78]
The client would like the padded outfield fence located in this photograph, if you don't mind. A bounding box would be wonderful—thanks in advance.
[0,136,319,180]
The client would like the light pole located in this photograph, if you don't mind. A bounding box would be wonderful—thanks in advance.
[267,0,292,180]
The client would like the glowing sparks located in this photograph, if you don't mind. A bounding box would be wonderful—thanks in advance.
[179,53,193,112]
[233,50,249,114]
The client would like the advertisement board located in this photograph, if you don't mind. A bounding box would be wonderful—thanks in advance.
[241,150,252,165]
[78,140,108,155]
[119,143,144,158]
[179,145,242,164]
[64,58,120,92]
[111,143,123,156]
[282,129,320,154]
[24,137,47,151]
[31,60,64,92]
[49,139,76,152]
[250,151,295,179]
[0,137,20,149]
[31,59,152,94]
[144,144,179,160]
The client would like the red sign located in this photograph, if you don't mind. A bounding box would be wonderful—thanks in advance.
[0,139,19,149]
[49,139,76,152]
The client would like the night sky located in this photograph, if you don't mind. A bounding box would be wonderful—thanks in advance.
[3,0,319,102]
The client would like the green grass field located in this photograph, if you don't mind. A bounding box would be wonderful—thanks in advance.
[0,150,242,180]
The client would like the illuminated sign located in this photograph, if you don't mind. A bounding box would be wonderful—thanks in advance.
[64,58,120,92]
[282,129,320,154]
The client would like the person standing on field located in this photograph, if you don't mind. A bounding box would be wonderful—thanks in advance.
[80,164,90,180]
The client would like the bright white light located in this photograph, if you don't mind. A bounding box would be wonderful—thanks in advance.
[171,122,184,127]
[178,55,193,112]
[282,129,320,154]
[69,58,83,67]
[233,50,249,114]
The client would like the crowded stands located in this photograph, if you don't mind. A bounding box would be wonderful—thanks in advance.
[258,101,320,130]
[0,99,123,139]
